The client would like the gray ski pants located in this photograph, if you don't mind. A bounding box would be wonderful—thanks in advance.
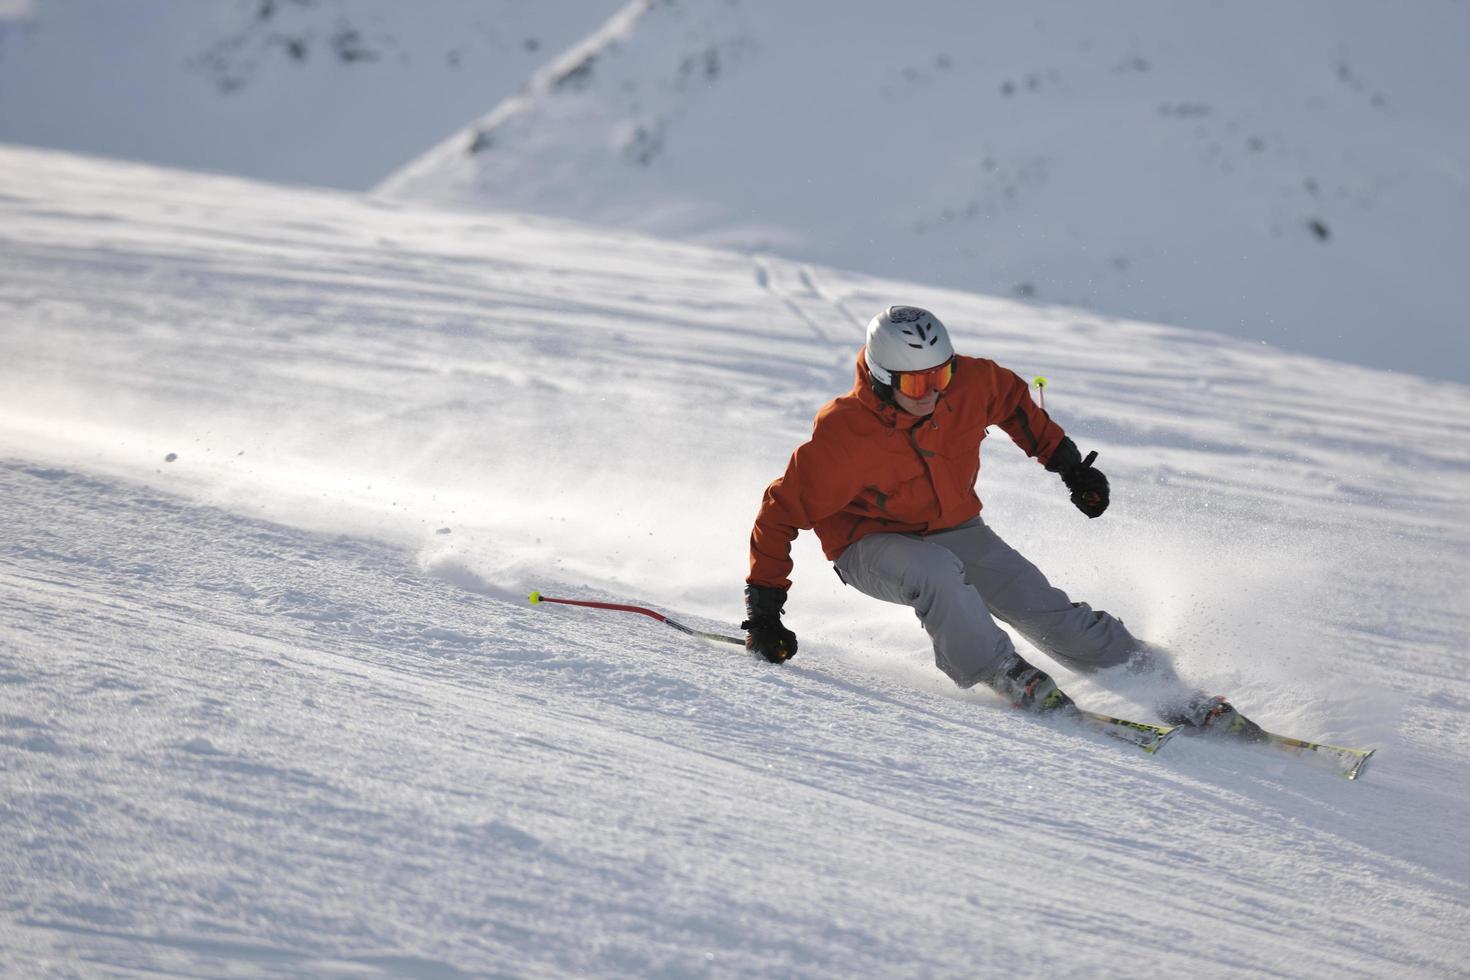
[834,517,1144,689]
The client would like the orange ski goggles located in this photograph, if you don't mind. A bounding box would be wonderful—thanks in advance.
[893,357,955,398]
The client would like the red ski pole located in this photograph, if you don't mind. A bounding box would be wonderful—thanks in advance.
[528,591,745,646]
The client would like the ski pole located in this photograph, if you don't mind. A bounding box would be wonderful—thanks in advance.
[528,591,745,646]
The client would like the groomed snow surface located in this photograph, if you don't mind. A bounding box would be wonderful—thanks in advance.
[3,145,1470,976]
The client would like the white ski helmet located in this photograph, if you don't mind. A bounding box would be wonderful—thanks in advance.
[863,305,954,384]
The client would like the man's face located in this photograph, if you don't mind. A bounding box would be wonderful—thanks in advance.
[893,387,941,416]
[887,356,954,417]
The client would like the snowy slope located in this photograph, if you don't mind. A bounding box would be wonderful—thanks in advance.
[380,0,1470,385]
[0,0,622,189]
[4,144,1470,976]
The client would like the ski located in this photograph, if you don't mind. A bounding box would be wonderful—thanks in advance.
[1254,730,1376,780]
[1158,696,1377,781]
[1076,709,1179,754]
[1175,716,1377,780]
[1077,708,1373,776]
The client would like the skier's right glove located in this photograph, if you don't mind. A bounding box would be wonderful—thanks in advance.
[742,584,798,663]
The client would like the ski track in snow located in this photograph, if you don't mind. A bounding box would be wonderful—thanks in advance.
[3,145,1470,976]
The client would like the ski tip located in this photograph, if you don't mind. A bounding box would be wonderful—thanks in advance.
[528,590,542,605]
[1346,748,1376,781]
[1150,725,1183,753]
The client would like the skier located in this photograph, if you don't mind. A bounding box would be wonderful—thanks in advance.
[742,305,1261,737]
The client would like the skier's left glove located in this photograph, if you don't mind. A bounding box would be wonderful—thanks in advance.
[742,584,798,663]
[1047,437,1110,518]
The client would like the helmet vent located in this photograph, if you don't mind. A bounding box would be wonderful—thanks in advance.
[902,322,932,348]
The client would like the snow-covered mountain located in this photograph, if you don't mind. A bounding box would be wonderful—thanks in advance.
[380,0,1470,385]
[4,143,1470,975]
[6,2,1466,384]
[0,0,622,189]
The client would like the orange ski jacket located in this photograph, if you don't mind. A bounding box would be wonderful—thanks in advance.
[748,350,1068,590]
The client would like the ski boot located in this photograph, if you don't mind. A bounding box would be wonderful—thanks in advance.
[990,656,1079,716]
[1161,693,1267,742]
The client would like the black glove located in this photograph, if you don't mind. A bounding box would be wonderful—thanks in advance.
[1047,437,1110,518]
[742,584,798,663]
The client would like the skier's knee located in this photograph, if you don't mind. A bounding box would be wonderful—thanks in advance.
[900,550,967,612]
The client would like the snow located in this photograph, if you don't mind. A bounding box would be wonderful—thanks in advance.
[3,143,1470,975]
[379,0,1470,385]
